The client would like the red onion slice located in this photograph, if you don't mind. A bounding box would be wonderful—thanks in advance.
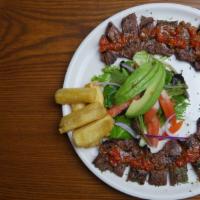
[115,122,140,139]
[145,134,187,141]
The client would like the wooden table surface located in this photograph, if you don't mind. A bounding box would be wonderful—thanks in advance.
[1,0,200,199]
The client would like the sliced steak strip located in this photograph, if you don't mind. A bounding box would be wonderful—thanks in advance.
[156,20,177,40]
[143,39,174,56]
[143,40,174,56]
[139,16,154,41]
[180,135,200,150]
[165,140,182,162]
[94,140,127,177]
[121,13,138,36]
[93,153,126,177]
[175,49,196,63]
[148,169,168,186]
[93,154,113,172]
[192,159,200,180]
[101,50,117,65]
[148,141,180,170]
[105,22,121,43]
[169,165,188,186]
[143,39,157,54]
[155,42,174,56]
[177,21,191,41]
[119,40,141,59]
[115,139,144,157]
[150,141,182,170]
[157,20,178,26]
[156,20,178,33]
[113,164,126,177]
[150,149,169,170]
[127,167,148,185]
[140,16,154,29]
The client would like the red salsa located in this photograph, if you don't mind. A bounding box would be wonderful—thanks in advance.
[176,147,200,167]
[99,24,200,53]
[108,146,200,171]
[108,147,154,171]
[99,34,135,52]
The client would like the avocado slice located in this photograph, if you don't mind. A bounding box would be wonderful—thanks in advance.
[115,63,153,104]
[126,62,166,117]
[115,64,159,104]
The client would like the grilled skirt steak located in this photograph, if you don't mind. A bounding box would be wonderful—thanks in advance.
[94,118,200,186]
[99,13,200,71]
[139,16,154,30]
[192,159,200,180]
[169,165,188,186]
[105,22,121,43]
[127,167,148,185]
[121,13,139,36]
[101,50,118,65]
[148,169,168,186]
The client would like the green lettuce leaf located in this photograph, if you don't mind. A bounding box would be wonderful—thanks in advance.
[103,85,118,108]
[172,95,190,120]
[133,51,154,66]
[92,66,129,84]
[109,116,132,140]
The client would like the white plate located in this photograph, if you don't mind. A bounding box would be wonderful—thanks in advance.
[62,3,200,200]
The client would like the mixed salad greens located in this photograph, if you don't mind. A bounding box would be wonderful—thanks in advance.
[92,51,190,147]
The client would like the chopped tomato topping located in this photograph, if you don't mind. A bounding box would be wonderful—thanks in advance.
[169,120,183,133]
[99,35,110,52]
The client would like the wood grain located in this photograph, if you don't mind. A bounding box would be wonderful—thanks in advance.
[0,0,200,199]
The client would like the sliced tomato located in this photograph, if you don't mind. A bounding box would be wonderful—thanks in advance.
[147,116,160,134]
[144,106,160,147]
[159,92,175,119]
[159,91,183,134]
[146,116,160,147]
[144,108,157,123]
[107,100,132,117]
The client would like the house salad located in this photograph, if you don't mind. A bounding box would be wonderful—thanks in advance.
[92,51,189,149]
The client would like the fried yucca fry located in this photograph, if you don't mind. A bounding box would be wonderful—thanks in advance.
[55,88,97,104]
[70,83,103,111]
[71,103,85,112]
[85,83,104,105]
[73,115,114,147]
[59,102,107,134]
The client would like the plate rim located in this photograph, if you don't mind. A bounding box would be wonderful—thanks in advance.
[62,3,200,199]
